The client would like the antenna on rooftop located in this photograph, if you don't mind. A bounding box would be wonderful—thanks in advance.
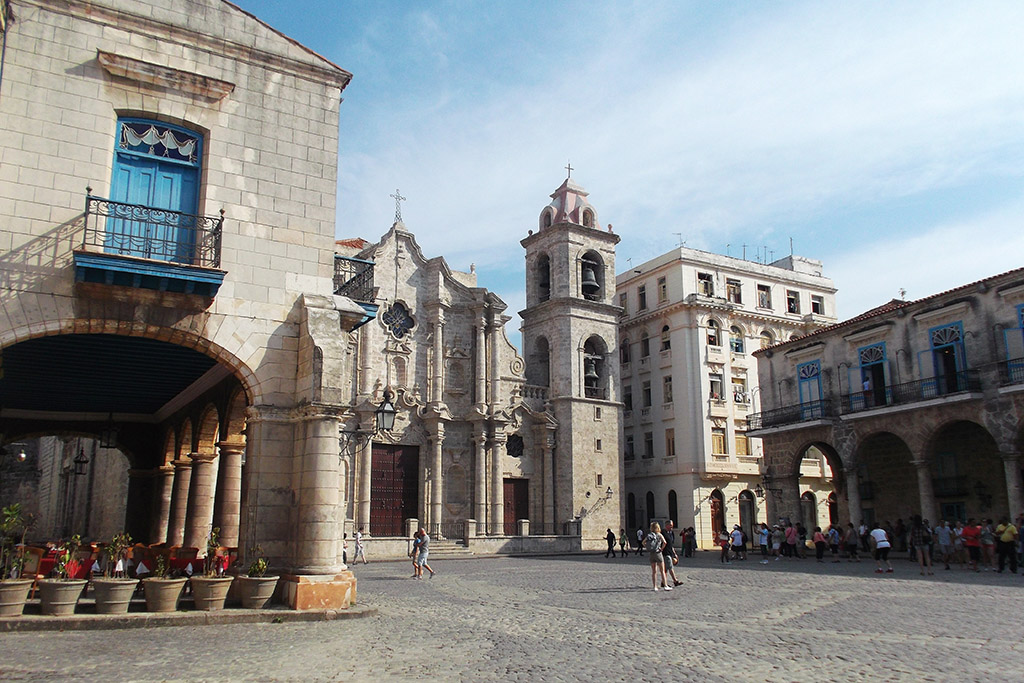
[790,237,794,256]
[742,244,747,261]
[899,288,907,300]
[725,243,730,257]
[673,232,685,248]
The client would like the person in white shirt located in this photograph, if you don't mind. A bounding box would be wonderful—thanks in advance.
[870,523,893,574]
[353,527,368,564]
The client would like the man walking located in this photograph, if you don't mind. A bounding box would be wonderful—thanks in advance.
[661,521,682,587]
[605,528,617,558]
[353,526,368,565]
[413,527,435,579]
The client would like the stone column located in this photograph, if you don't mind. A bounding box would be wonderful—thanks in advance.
[357,439,372,534]
[358,322,374,396]
[542,434,555,531]
[167,458,192,546]
[293,411,344,574]
[474,430,487,533]
[773,474,801,526]
[911,458,938,524]
[490,434,505,535]
[429,424,444,528]
[431,310,445,404]
[150,464,175,544]
[844,466,862,526]
[213,441,245,548]
[487,320,500,405]
[183,452,218,550]
[1001,451,1023,518]
[474,313,487,407]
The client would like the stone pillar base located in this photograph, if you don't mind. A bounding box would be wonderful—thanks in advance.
[279,571,357,611]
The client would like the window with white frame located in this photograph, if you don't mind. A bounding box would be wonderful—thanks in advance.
[787,290,800,314]
[663,375,673,404]
[665,428,676,458]
[757,284,772,309]
[811,294,825,315]
[638,285,647,311]
[711,428,727,454]
[698,272,714,296]
[657,276,667,303]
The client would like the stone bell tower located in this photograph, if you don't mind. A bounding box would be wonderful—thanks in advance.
[520,174,622,548]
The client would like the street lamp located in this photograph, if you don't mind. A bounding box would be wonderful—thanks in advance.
[73,447,89,476]
[339,391,399,452]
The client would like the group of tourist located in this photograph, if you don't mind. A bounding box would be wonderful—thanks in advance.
[618,513,1023,584]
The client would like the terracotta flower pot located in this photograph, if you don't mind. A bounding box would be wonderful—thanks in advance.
[0,579,34,617]
[190,575,234,611]
[38,578,88,616]
[236,575,278,609]
[92,577,139,614]
[142,577,187,613]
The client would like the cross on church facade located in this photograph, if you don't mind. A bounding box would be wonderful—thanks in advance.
[565,161,573,179]
[390,189,406,223]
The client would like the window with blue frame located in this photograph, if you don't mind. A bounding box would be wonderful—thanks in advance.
[855,342,888,410]
[924,322,965,396]
[106,118,202,263]
[1004,305,1024,384]
[797,360,823,418]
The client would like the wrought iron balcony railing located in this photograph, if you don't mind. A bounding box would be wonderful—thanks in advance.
[334,256,375,302]
[747,399,834,430]
[840,369,980,414]
[84,194,223,268]
[998,358,1024,386]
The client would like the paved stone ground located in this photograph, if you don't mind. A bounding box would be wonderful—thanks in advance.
[2,550,1023,681]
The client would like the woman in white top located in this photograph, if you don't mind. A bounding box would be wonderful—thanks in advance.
[870,523,893,574]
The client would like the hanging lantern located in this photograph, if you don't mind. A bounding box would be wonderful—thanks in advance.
[73,448,89,476]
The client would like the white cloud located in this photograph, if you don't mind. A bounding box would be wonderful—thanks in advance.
[829,200,1024,320]
[333,1,1024,331]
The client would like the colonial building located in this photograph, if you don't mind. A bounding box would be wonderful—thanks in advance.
[0,0,365,608]
[338,177,623,553]
[749,267,1024,529]
[617,248,837,547]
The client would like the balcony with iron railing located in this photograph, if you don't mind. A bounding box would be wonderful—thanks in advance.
[73,192,226,297]
[747,399,835,430]
[998,358,1024,387]
[333,255,378,330]
[840,369,981,415]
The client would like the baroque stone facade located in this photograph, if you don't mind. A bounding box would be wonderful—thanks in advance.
[750,267,1024,528]
[339,178,623,551]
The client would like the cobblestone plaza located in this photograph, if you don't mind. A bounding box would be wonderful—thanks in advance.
[3,553,1022,681]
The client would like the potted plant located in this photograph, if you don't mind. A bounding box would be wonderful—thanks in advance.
[142,554,187,612]
[38,534,88,616]
[236,544,278,609]
[189,527,233,611]
[0,503,34,617]
[91,532,139,614]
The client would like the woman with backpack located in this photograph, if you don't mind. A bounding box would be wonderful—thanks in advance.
[646,522,671,591]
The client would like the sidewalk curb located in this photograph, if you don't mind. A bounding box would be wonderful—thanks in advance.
[0,603,377,633]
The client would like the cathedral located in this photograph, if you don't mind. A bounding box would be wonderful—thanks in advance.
[337,177,623,552]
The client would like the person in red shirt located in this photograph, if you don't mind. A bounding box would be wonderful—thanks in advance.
[961,518,982,572]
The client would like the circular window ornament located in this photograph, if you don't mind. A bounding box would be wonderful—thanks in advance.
[382,302,415,339]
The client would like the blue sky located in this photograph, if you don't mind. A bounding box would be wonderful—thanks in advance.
[234,0,1024,342]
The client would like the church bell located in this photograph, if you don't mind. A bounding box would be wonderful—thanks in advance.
[581,264,599,294]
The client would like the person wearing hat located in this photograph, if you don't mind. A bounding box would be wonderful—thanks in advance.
[730,524,746,561]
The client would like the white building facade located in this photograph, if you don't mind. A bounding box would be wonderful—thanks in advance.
[617,248,837,547]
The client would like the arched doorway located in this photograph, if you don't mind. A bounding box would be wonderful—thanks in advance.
[827,492,838,526]
[710,489,725,540]
[645,491,655,525]
[739,490,755,543]
[668,490,678,527]
[855,432,918,525]
[928,420,1004,521]
[801,491,817,530]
